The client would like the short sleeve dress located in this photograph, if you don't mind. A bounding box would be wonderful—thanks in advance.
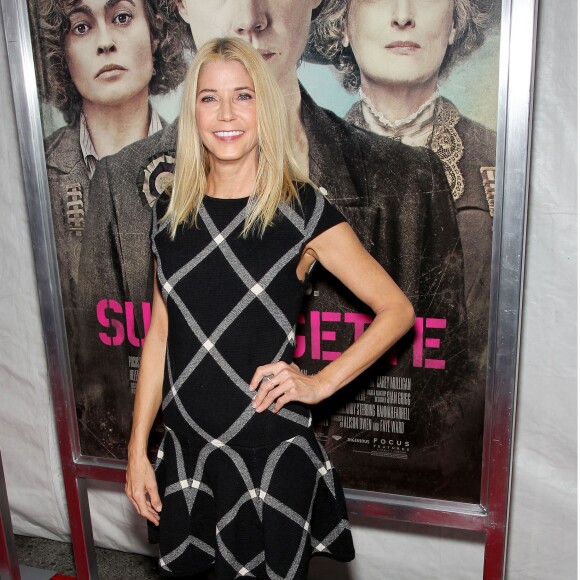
[149,183,355,579]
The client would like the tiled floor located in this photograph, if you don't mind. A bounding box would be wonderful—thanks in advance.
[13,535,211,579]
[15,566,57,580]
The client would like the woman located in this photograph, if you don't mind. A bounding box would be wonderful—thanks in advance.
[312,0,497,371]
[77,0,468,470]
[33,0,188,456]
[35,0,187,296]
[125,37,415,579]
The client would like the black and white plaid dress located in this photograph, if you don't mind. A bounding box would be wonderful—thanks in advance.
[149,184,355,579]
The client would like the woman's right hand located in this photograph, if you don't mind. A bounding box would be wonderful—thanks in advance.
[125,451,162,525]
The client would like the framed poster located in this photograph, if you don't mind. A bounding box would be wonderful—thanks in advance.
[298,0,502,504]
[2,0,536,577]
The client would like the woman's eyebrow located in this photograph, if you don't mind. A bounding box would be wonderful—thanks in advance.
[105,0,136,9]
[197,87,256,95]
[67,0,136,18]
[66,3,93,18]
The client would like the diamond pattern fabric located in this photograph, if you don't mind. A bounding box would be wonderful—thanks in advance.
[149,184,355,578]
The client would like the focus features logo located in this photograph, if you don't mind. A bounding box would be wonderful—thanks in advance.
[372,438,410,450]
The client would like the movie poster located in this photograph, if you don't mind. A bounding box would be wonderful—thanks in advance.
[28,0,501,503]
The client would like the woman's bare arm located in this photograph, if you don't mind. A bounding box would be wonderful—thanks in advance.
[126,260,168,524]
[250,222,415,411]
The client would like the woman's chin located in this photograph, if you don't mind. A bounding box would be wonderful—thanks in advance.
[84,84,152,111]
[365,71,440,93]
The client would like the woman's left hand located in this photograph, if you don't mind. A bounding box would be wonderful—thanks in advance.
[249,362,332,413]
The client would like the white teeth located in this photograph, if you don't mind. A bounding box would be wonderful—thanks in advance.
[214,131,243,137]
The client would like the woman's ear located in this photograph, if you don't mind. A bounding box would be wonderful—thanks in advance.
[342,32,350,49]
[448,26,457,46]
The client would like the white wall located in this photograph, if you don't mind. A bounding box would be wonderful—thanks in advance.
[505,1,577,577]
[0,14,69,542]
[0,1,576,578]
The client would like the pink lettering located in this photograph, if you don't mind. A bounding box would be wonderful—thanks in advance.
[294,314,306,358]
[424,318,447,369]
[96,299,125,346]
[413,317,447,369]
[95,300,152,347]
[344,312,373,341]
[321,312,341,361]
[142,301,151,336]
[413,317,424,368]
[293,310,447,370]
[126,302,145,347]
[310,311,321,359]
[426,318,447,329]
[424,358,446,370]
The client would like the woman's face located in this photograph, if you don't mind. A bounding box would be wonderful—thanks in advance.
[195,60,259,166]
[64,0,154,108]
[345,0,456,90]
[177,0,322,91]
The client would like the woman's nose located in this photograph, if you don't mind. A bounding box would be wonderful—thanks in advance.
[391,0,415,29]
[233,0,268,36]
[218,100,236,122]
[96,26,116,55]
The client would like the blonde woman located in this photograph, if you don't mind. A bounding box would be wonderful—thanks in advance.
[77,0,469,477]
[126,38,414,579]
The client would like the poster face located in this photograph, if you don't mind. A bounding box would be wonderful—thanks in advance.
[28,0,501,503]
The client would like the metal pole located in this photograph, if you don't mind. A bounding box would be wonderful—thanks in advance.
[481,0,538,577]
[0,451,21,580]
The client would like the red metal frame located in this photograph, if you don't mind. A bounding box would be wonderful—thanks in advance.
[0,452,21,580]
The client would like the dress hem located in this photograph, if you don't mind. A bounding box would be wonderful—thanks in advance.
[153,550,356,577]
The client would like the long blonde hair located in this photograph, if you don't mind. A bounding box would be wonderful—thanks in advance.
[165,37,311,238]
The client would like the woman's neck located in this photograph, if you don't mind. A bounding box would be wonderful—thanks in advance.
[279,77,309,175]
[360,78,438,122]
[82,88,151,159]
[206,154,259,199]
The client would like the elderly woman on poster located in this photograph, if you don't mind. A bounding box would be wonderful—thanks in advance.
[312,0,498,374]
[77,0,474,502]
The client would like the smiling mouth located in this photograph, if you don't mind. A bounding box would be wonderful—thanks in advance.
[214,131,244,138]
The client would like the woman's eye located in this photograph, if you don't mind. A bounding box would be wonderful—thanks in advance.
[200,95,216,103]
[71,22,90,35]
[237,93,253,100]
[113,12,133,25]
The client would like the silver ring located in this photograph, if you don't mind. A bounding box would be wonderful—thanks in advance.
[262,373,274,385]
